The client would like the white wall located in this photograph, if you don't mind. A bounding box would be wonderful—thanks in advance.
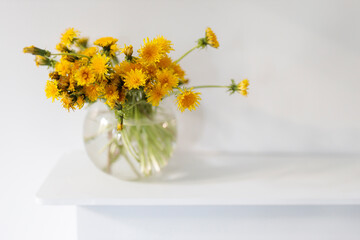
[0,0,359,239]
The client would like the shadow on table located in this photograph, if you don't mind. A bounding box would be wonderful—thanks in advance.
[142,152,352,184]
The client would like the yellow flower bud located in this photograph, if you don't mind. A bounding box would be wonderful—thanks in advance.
[56,43,70,53]
[205,27,219,48]
[76,38,89,49]
[117,122,123,131]
[35,56,51,67]
[240,90,248,96]
[238,79,249,89]
[179,78,189,85]
[122,44,133,57]
[49,72,60,80]
[76,96,85,109]
[237,79,249,96]
[23,45,51,57]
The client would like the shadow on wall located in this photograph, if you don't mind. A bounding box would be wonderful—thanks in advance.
[176,99,360,154]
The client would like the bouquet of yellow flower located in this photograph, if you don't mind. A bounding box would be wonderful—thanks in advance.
[24,27,249,180]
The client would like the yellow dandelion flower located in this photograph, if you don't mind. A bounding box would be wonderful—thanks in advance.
[55,59,72,76]
[45,80,59,102]
[49,72,60,80]
[81,47,98,57]
[91,54,109,78]
[237,79,249,96]
[71,60,81,72]
[154,36,173,53]
[104,84,119,102]
[170,63,186,80]
[94,37,118,48]
[79,47,97,65]
[97,77,108,90]
[138,37,163,64]
[75,67,95,86]
[106,98,117,109]
[109,44,119,57]
[121,44,133,57]
[157,55,173,69]
[76,96,85,109]
[61,93,76,111]
[66,61,80,90]
[124,69,147,90]
[84,84,101,102]
[156,69,178,91]
[57,76,70,90]
[114,60,140,76]
[146,83,168,106]
[176,88,201,112]
[60,28,79,46]
[55,43,69,53]
[104,84,119,109]
[68,74,77,91]
[108,73,121,86]
[205,27,219,48]
[141,63,158,78]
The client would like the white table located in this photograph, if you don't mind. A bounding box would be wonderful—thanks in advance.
[37,151,360,239]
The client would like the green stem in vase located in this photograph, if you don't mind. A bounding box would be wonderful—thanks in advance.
[109,99,177,178]
[121,128,140,162]
[106,131,113,173]
[122,152,142,178]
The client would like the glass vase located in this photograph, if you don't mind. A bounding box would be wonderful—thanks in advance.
[83,99,177,181]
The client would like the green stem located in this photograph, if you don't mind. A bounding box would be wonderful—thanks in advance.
[112,56,119,65]
[167,85,228,97]
[192,85,228,89]
[125,100,148,111]
[123,152,142,178]
[106,131,112,173]
[174,45,200,64]
[121,129,140,162]
[51,52,90,59]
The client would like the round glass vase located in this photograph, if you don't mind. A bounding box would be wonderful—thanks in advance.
[83,99,177,181]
